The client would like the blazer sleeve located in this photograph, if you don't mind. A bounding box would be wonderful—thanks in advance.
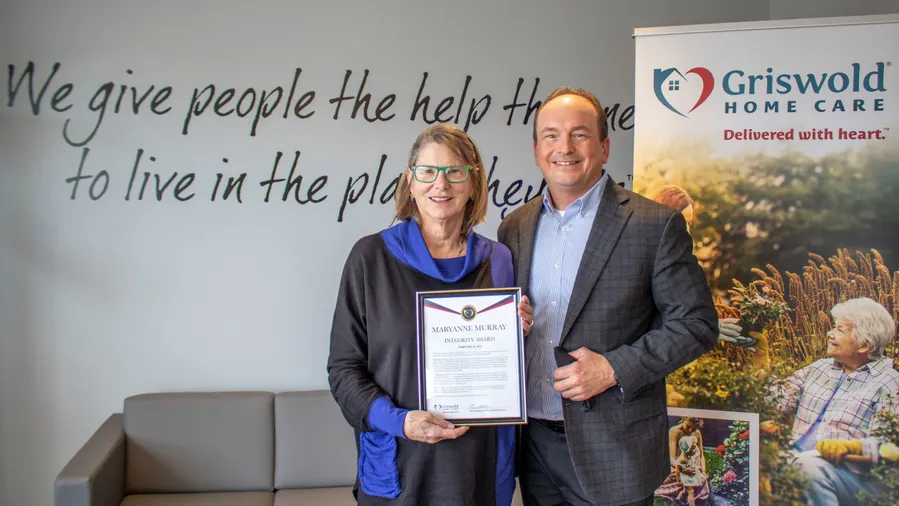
[326,240,389,432]
[604,210,719,399]
[496,218,511,245]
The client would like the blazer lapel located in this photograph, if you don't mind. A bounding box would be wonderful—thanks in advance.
[515,198,543,296]
[559,181,632,345]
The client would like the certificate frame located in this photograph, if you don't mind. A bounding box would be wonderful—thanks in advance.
[415,287,527,426]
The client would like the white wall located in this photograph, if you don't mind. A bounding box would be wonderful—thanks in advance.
[769,0,899,19]
[3,1,896,505]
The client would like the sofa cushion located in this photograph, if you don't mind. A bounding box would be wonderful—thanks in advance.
[124,391,275,493]
[273,391,357,489]
[273,488,355,506]
[121,491,274,506]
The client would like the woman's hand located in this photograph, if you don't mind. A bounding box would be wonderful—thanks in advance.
[403,410,469,444]
[519,295,534,336]
[717,318,757,347]
[760,420,780,434]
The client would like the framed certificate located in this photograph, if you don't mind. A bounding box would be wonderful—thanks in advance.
[415,287,527,425]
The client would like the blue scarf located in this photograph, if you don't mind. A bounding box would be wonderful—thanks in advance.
[380,218,494,281]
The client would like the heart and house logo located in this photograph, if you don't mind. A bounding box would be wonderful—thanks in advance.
[653,66,715,117]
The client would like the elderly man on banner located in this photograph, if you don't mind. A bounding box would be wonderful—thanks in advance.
[766,297,899,505]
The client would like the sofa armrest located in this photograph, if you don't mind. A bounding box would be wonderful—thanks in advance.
[54,413,126,506]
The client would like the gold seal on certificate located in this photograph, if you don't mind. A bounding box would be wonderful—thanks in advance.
[415,287,527,425]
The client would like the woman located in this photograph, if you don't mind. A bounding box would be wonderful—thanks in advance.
[327,124,532,506]
[648,184,695,231]
[655,417,710,506]
[765,297,898,504]
[647,184,760,352]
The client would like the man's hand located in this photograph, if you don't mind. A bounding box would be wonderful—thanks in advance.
[816,439,863,464]
[519,296,533,336]
[552,347,617,401]
[403,410,469,444]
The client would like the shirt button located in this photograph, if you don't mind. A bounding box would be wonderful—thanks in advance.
[554,262,560,268]
[552,301,557,306]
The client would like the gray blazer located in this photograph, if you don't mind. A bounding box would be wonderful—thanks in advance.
[497,177,718,505]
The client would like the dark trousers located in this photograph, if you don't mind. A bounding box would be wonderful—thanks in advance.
[520,418,652,506]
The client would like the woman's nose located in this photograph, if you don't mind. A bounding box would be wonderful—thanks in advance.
[433,171,450,187]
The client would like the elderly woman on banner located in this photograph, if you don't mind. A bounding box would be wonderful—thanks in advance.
[327,124,532,506]
[766,297,899,505]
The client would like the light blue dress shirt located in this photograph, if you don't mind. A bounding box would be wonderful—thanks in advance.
[526,173,608,420]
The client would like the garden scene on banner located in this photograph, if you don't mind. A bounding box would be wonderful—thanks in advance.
[634,16,899,506]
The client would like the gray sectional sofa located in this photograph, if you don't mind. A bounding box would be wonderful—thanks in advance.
[54,389,524,506]
[53,390,360,506]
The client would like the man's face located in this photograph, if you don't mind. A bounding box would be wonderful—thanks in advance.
[533,95,610,201]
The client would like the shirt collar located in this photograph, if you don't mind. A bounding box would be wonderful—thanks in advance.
[829,356,893,376]
[865,356,893,375]
[542,171,608,217]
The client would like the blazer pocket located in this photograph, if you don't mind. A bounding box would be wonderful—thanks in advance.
[614,394,666,423]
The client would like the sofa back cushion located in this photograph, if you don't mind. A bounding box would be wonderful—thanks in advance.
[274,391,357,489]
[124,391,275,493]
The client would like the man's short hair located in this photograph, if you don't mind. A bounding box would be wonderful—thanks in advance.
[532,86,609,142]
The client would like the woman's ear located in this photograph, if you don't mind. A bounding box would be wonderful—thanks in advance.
[856,339,873,354]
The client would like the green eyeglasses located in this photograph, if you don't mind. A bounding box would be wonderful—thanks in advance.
[411,165,473,183]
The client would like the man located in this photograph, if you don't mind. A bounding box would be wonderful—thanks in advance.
[766,297,899,505]
[497,87,718,506]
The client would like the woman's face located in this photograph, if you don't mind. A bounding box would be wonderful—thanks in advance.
[681,204,695,232]
[407,142,474,227]
[826,317,869,364]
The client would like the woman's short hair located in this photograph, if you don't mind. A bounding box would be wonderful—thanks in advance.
[394,125,488,237]
[831,297,896,361]
[648,185,694,213]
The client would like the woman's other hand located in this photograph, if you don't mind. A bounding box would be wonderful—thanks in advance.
[718,318,754,346]
[519,295,534,336]
[403,410,469,444]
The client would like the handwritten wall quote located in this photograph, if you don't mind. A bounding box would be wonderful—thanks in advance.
[6,62,634,220]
